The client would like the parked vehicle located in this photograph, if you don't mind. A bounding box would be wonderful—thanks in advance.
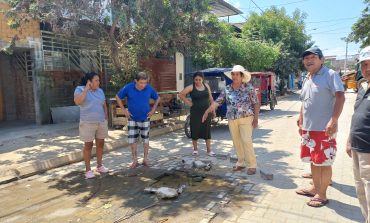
[341,71,366,92]
[250,72,278,110]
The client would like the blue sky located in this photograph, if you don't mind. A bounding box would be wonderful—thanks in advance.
[223,0,366,59]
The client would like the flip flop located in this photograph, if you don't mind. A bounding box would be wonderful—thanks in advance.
[207,151,216,157]
[129,162,139,169]
[296,188,315,197]
[247,168,256,175]
[192,150,199,156]
[307,198,329,207]
[142,160,150,167]
[232,166,246,172]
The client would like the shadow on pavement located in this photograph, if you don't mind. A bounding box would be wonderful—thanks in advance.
[255,147,298,190]
[331,181,358,198]
[327,199,364,222]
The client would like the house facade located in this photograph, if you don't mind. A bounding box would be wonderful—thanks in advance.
[0,0,241,125]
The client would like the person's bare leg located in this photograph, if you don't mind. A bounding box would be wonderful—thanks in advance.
[309,166,331,206]
[206,139,211,153]
[130,143,138,168]
[143,143,150,166]
[83,142,94,171]
[95,139,104,167]
[310,164,320,194]
[192,140,198,152]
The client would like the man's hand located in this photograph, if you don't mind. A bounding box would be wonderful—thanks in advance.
[252,117,258,128]
[123,108,132,118]
[297,118,303,135]
[325,118,338,137]
[147,109,156,117]
[346,137,352,158]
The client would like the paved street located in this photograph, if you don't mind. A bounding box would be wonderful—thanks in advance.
[0,92,364,223]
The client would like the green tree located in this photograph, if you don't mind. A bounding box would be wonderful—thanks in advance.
[349,0,370,47]
[242,7,312,77]
[193,20,280,71]
[5,0,212,85]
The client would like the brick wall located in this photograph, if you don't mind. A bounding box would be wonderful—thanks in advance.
[15,64,35,121]
[48,70,84,107]
[0,2,41,47]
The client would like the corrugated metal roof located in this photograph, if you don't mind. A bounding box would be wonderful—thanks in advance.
[210,0,243,17]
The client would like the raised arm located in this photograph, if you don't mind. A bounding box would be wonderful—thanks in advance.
[74,81,91,105]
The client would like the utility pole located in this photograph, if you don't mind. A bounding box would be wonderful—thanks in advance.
[344,39,348,73]
[341,37,349,74]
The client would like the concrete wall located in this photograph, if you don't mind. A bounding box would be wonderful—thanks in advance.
[0,54,16,121]
[0,2,46,124]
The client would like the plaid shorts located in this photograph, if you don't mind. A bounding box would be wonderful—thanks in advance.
[127,118,150,144]
[300,130,337,166]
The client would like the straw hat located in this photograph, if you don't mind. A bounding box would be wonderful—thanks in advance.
[225,65,251,83]
[359,46,370,63]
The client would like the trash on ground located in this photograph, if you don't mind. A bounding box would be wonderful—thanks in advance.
[181,158,213,171]
[144,187,179,199]
[177,184,186,194]
[194,160,207,168]
[102,203,112,209]
[260,170,273,180]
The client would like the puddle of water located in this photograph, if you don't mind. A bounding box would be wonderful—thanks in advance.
[151,172,231,193]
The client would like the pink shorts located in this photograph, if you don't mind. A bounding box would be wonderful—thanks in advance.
[300,130,337,166]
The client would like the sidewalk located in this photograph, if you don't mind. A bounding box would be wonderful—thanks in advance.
[0,92,363,223]
[0,91,296,185]
[0,117,185,184]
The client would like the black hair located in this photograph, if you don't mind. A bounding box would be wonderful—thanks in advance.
[80,72,99,86]
[193,71,204,80]
[135,72,149,81]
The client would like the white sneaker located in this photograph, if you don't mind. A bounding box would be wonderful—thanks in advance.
[96,165,109,173]
[85,170,95,179]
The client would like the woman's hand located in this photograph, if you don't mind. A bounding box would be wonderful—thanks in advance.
[252,117,258,128]
[202,108,212,123]
[85,80,92,91]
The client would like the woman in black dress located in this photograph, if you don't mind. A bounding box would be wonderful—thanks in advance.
[179,72,216,156]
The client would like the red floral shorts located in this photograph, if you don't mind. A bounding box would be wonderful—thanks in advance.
[300,130,337,166]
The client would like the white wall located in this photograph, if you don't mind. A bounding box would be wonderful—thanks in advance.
[176,52,185,92]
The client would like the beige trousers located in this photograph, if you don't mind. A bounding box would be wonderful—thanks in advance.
[352,150,370,223]
[228,116,256,168]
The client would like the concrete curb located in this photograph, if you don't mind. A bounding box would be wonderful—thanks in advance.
[0,123,184,185]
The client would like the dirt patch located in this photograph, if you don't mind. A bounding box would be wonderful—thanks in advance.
[0,165,255,223]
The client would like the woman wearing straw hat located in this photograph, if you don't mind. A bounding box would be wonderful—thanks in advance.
[202,65,260,175]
